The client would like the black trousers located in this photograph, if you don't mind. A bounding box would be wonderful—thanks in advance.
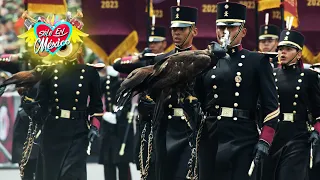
[104,163,131,180]
[21,159,37,180]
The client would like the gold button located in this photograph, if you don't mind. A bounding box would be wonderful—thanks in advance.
[298,79,302,83]
[78,84,82,87]
[81,69,85,73]
[56,106,59,109]
[75,99,78,102]
[300,73,304,76]
[237,72,241,76]
[293,102,297,106]
[56,116,59,119]
[296,86,300,90]
[107,80,110,84]
[295,94,298,98]
[107,92,110,95]
[217,116,221,120]
[211,75,216,79]
[73,107,76,110]
[276,86,278,90]
[235,92,239,96]
[293,111,296,114]
[80,76,84,79]
[214,94,218,98]
[54,76,58,80]
[37,68,41,72]
[236,83,240,87]
[181,116,185,120]
[54,91,57,95]
[233,117,238,121]
[234,103,238,107]
[168,115,172,119]
[168,104,172,108]
[106,86,110,89]
[55,98,59,102]
[278,95,280,98]
[213,66,216,69]
[273,72,276,76]
[76,91,80,95]
[54,69,58,73]
[107,97,111,101]
[54,84,58,87]
[215,105,219,109]
[213,85,217,89]
[275,79,278,82]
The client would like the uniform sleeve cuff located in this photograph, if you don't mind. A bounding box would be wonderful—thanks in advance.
[314,122,320,133]
[91,117,100,130]
[259,125,275,145]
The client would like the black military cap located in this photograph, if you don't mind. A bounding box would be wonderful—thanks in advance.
[149,26,166,42]
[259,24,280,40]
[216,2,246,26]
[170,6,198,28]
[278,30,304,50]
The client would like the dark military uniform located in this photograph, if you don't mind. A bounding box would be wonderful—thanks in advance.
[12,84,40,180]
[195,2,279,180]
[261,30,320,180]
[309,63,320,180]
[98,73,134,180]
[34,60,103,180]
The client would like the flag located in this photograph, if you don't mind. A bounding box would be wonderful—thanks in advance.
[145,0,154,17]
[283,0,298,27]
[258,0,281,11]
[25,0,67,14]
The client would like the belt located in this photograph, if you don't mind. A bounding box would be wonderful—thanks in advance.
[280,113,306,122]
[208,107,253,120]
[51,109,87,119]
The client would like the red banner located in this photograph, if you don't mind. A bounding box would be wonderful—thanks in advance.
[284,0,298,27]
[0,92,21,165]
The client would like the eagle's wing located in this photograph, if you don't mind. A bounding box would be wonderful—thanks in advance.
[116,65,154,109]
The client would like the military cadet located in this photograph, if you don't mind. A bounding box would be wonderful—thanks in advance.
[98,65,134,180]
[113,25,167,74]
[258,14,280,68]
[261,29,320,180]
[194,2,280,180]
[309,63,320,180]
[113,3,200,180]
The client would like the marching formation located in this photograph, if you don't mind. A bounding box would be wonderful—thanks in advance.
[1,0,320,180]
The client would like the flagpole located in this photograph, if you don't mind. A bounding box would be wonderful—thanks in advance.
[146,0,151,47]
[280,0,285,30]
[255,1,259,51]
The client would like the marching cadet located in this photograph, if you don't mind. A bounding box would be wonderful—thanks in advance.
[113,25,167,74]
[113,3,201,179]
[258,13,280,68]
[195,1,279,180]
[309,63,320,180]
[98,65,134,180]
[261,29,320,180]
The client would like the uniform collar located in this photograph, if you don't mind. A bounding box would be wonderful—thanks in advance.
[227,44,243,55]
[175,45,192,53]
[281,63,298,70]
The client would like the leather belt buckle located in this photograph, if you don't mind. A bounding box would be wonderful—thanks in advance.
[283,113,294,122]
[221,107,234,118]
[173,108,184,117]
[60,109,71,119]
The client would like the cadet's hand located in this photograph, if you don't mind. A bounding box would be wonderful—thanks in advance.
[309,131,320,146]
[253,140,270,165]
[88,125,99,142]
[102,112,117,124]
[138,48,152,60]
[208,41,227,59]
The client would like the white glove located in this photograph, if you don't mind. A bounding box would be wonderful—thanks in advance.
[107,66,119,77]
[102,112,117,124]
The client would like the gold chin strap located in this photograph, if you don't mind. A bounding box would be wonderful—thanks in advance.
[228,22,245,48]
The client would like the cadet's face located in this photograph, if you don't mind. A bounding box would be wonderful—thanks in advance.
[216,25,247,47]
[278,46,302,64]
[259,39,278,52]
[149,41,167,54]
[171,26,197,49]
